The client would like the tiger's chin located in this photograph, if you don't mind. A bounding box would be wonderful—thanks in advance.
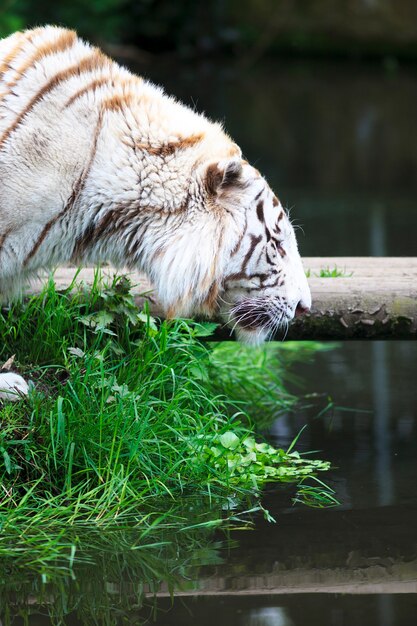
[221,295,292,345]
[234,325,272,346]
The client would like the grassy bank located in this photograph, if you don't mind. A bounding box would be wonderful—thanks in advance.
[0,273,335,558]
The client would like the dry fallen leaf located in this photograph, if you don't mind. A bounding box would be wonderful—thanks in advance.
[1,355,16,371]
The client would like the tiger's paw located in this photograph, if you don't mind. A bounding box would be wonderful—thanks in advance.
[0,372,29,402]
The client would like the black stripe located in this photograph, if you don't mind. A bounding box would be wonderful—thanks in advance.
[261,275,284,289]
[256,200,264,223]
[242,234,262,272]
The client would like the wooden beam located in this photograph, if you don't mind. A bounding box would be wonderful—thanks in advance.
[30,257,417,340]
[293,257,417,340]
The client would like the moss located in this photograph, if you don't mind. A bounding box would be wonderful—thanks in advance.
[288,311,417,340]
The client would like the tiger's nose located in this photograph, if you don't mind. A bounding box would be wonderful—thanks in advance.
[295,302,310,317]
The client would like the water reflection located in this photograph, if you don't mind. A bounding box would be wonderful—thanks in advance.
[270,341,417,509]
[151,595,417,626]
[0,506,228,625]
[372,342,393,506]
[244,607,294,626]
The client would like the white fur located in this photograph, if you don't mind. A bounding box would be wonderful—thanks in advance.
[0,372,29,401]
[0,26,312,397]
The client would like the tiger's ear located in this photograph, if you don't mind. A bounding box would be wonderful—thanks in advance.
[205,159,244,196]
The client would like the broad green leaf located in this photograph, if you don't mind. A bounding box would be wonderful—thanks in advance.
[219,431,240,450]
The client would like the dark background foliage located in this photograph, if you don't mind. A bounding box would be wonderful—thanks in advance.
[1,0,417,61]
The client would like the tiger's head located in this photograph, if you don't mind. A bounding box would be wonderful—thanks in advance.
[149,155,311,345]
[204,158,311,344]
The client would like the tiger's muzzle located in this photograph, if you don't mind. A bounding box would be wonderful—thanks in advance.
[224,294,301,342]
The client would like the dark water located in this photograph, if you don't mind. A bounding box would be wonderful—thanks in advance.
[271,341,417,510]
[144,341,417,626]
[3,60,417,623]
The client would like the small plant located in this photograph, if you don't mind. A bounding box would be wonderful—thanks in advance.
[203,432,331,493]
[305,266,352,278]
[315,266,353,278]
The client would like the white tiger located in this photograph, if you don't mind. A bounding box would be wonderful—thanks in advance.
[0,26,311,401]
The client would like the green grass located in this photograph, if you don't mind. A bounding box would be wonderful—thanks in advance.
[305,266,353,278]
[0,272,336,563]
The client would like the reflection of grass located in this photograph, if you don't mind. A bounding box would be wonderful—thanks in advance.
[305,266,353,278]
[209,340,334,427]
[0,272,335,567]
[0,517,228,623]
[293,476,339,507]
